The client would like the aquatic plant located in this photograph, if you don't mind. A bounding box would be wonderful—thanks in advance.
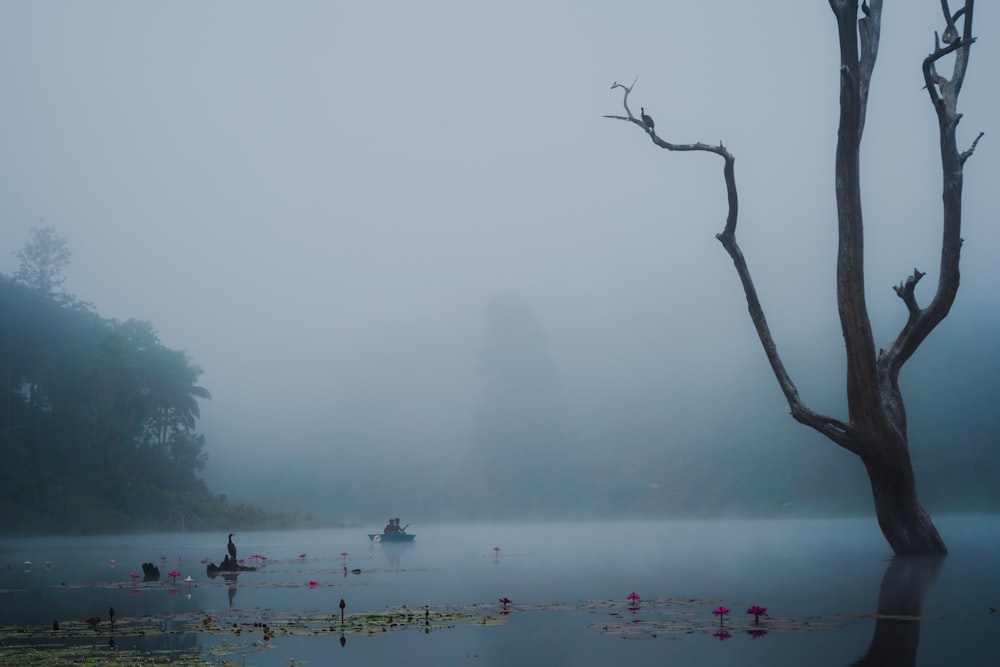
[712,606,730,627]
[747,604,767,624]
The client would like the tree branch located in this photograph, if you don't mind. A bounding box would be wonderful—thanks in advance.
[891,268,926,322]
[605,80,858,455]
[886,1,978,375]
[857,0,884,137]
[960,130,984,164]
[921,1,975,117]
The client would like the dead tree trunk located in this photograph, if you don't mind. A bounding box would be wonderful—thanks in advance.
[606,1,982,554]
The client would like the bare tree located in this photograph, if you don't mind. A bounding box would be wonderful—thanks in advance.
[607,0,982,554]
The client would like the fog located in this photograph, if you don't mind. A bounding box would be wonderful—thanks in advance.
[1,2,997,523]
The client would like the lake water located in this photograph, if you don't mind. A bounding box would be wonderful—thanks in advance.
[1,516,997,665]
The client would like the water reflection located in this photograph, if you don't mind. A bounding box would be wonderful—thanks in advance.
[852,555,944,667]
[116,630,199,655]
[141,562,160,582]
[205,568,242,606]
[375,542,414,571]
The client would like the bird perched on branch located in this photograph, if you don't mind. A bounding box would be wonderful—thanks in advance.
[640,107,655,131]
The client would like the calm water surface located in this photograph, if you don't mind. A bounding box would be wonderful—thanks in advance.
[1,516,997,665]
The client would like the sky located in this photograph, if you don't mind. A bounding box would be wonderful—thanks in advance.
[1,2,997,512]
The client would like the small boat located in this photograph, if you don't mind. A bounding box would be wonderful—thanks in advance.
[369,532,415,543]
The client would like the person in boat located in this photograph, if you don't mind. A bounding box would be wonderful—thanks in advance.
[384,518,396,534]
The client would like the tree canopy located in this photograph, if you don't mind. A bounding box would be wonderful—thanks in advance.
[0,229,298,533]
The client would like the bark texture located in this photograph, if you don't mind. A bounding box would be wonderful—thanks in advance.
[607,1,982,554]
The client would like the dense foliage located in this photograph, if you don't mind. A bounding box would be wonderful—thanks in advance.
[0,265,304,534]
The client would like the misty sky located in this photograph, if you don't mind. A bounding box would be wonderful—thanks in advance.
[1,2,997,506]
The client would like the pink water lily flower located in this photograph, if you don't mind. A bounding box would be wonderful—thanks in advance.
[627,592,641,603]
[499,597,513,610]
[167,570,181,584]
[747,605,768,624]
[713,606,731,627]
[128,572,140,582]
[308,580,319,588]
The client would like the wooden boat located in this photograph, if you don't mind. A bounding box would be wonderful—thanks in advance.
[368,532,415,543]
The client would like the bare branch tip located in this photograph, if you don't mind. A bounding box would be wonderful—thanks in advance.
[962,131,985,160]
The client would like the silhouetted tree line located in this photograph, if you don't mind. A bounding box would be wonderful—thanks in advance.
[0,227,309,533]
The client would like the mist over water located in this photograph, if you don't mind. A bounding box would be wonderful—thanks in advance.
[1,516,997,665]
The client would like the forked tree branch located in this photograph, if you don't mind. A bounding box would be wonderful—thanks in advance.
[605,81,858,454]
[883,0,981,376]
[892,269,926,322]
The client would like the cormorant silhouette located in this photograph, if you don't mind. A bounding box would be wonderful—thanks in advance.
[640,107,655,131]
[227,533,237,560]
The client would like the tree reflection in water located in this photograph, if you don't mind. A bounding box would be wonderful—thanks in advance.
[852,555,944,667]
[225,573,239,607]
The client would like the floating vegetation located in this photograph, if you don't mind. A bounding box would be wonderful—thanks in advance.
[0,596,886,663]
[0,642,205,666]
[579,597,843,639]
[0,603,502,664]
